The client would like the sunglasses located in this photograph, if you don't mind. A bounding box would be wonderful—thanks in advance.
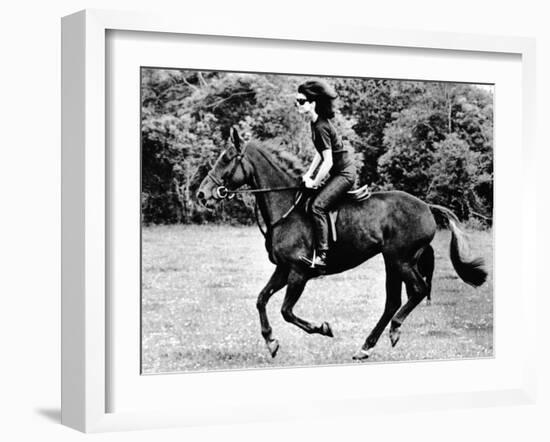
[295,97,309,106]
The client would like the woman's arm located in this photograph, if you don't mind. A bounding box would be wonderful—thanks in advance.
[304,152,322,180]
[311,149,333,187]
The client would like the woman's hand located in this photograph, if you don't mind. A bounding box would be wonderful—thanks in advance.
[302,175,315,189]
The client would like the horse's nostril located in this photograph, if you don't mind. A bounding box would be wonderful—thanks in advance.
[197,191,205,201]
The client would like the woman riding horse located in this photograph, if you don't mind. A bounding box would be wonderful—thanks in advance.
[196,130,487,360]
[295,80,357,269]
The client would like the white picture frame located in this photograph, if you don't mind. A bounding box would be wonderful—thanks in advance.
[61,9,537,433]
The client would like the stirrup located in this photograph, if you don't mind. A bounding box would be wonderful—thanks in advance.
[299,249,327,269]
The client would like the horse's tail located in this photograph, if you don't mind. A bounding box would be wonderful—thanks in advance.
[429,204,488,287]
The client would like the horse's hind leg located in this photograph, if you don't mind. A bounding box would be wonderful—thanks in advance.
[280,269,333,338]
[418,245,434,305]
[353,257,402,360]
[389,259,429,347]
[256,266,289,357]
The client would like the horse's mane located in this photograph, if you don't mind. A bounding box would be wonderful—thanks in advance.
[246,140,305,180]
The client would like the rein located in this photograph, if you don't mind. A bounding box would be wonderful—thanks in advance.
[224,184,302,195]
[210,174,301,199]
[254,190,304,238]
[222,182,303,238]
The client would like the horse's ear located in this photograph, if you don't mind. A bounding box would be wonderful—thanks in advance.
[230,126,243,153]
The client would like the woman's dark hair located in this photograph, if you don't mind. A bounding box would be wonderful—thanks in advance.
[297,79,338,119]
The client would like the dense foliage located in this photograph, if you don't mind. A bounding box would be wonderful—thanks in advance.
[141,69,493,224]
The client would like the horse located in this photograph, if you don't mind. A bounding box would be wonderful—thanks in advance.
[196,128,487,360]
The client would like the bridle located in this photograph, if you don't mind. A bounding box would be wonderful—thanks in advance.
[206,148,247,199]
[206,145,303,236]
[207,145,301,199]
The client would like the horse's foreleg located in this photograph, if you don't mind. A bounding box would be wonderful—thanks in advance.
[389,262,428,347]
[280,269,333,337]
[257,266,289,357]
[353,259,402,360]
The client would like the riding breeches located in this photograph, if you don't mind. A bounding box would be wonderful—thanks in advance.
[311,171,355,251]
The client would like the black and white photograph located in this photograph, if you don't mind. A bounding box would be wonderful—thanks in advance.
[140,69,493,374]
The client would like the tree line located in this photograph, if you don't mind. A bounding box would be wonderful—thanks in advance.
[141,69,493,225]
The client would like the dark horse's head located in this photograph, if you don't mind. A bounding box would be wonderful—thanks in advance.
[196,128,252,209]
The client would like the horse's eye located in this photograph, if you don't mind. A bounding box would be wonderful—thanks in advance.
[224,147,236,160]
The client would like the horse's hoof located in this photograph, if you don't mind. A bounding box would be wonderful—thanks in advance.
[266,339,279,358]
[352,348,372,360]
[389,328,401,347]
[321,321,334,338]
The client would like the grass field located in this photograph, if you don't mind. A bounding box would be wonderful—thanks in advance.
[141,224,493,374]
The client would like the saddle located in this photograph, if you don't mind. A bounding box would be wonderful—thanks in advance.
[302,184,371,243]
